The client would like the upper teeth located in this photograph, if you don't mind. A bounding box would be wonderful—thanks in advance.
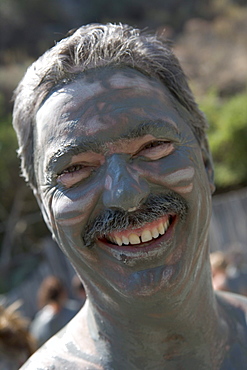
[107,219,170,247]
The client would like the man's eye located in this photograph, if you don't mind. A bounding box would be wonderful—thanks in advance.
[57,164,93,188]
[136,141,174,160]
[63,164,84,174]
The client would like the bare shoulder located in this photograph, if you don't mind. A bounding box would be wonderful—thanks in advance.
[20,309,103,370]
[19,333,82,370]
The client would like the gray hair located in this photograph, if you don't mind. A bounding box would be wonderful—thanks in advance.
[12,23,209,191]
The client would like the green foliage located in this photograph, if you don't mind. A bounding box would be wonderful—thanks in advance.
[0,95,18,186]
[0,94,20,219]
[200,90,247,190]
[0,103,17,172]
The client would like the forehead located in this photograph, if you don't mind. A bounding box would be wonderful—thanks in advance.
[39,68,166,112]
[35,68,192,164]
[44,67,169,104]
[36,67,180,138]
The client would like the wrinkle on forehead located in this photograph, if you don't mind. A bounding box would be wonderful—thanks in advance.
[43,87,177,141]
[108,71,156,89]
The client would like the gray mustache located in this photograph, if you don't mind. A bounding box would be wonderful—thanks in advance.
[83,193,188,248]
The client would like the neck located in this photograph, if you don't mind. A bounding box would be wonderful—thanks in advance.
[84,263,228,369]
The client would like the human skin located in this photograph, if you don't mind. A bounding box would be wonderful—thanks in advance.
[21,68,247,369]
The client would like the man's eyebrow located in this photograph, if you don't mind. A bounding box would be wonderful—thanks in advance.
[47,119,178,171]
[121,119,179,140]
[47,140,102,172]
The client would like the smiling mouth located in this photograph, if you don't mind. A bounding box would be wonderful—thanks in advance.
[100,215,174,247]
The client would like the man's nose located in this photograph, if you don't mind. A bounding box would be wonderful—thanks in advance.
[102,154,150,211]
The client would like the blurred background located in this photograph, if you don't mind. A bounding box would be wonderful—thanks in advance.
[0,0,247,318]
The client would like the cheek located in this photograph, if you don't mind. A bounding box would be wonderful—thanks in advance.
[133,151,197,196]
[43,181,103,240]
[52,191,95,227]
[43,184,104,267]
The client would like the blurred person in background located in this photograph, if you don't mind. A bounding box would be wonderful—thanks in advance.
[0,301,36,369]
[225,248,247,297]
[210,249,247,297]
[30,275,79,347]
[210,251,229,292]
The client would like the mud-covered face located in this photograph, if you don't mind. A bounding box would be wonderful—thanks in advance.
[35,68,213,300]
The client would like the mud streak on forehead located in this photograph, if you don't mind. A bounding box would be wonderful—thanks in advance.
[37,68,179,141]
[66,69,178,134]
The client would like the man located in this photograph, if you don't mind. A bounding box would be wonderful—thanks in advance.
[12,24,247,369]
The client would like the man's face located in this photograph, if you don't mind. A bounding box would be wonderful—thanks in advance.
[35,68,212,301]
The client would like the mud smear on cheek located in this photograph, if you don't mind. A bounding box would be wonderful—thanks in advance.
[51,188,98,259]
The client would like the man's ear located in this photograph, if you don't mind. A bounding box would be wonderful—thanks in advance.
[202,147,216,194]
